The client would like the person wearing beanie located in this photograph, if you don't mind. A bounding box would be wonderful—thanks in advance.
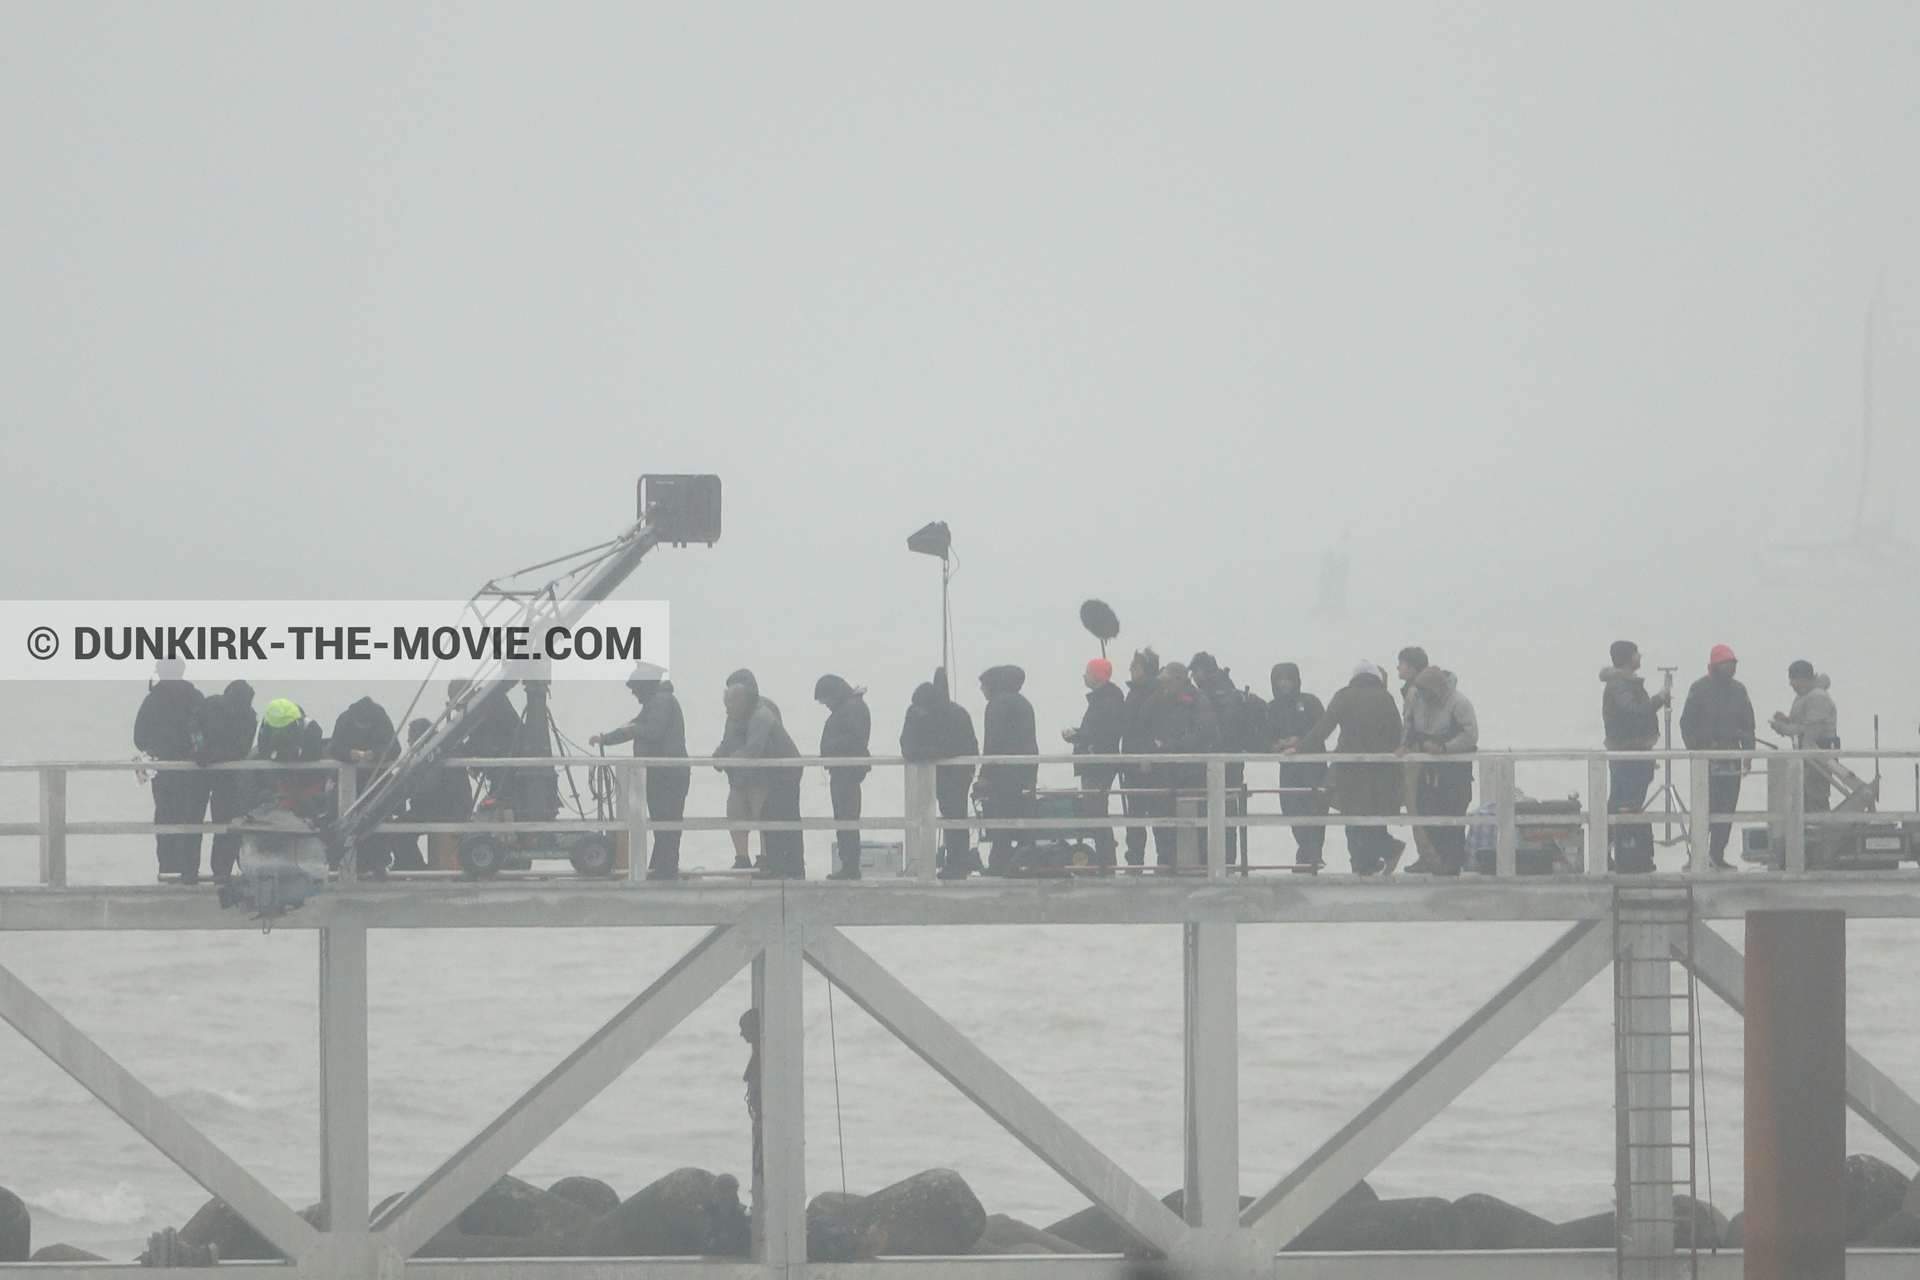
[1679,644,1755,869]
[1771,659,1839,817]
[1599,641,1670,873]
[591,662,690,878]
[813,675,871,880]
[398,715,473,872]
[900,667,980,879]
[134,661,207,883]
[1143,661,1221,868]
[1268,663,1329,870]
[1288,662,1406,875]
[1119,649,1162,867]
[1063,657,1125,864]
[1190,652,1263,867]
[1397,662,1479,876]
[187,679,258,884]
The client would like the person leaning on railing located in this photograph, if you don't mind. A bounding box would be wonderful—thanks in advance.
[590,661,689,880]
[1396,665,1478,876]
[1771,659,1839,815]
[975,665,1038,875]
[134,657,208,884]
[1287,662,1405,876]
[1679,644,1755,872]
[901,668,979,879]
[1600,641,1669,874]
[1268,663,1328,871]
[714,669,805,880]
[814,674,871,881]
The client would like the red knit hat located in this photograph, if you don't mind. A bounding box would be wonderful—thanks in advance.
[1708,644,1737,669]
[1086,658,1113,682]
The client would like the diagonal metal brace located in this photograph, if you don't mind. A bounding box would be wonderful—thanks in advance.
[803,925,1190,1256]
[1680,919,1920,1164]
[0,959,321,1260]
[375,919,767,1258]
[1241,919,1611,1251]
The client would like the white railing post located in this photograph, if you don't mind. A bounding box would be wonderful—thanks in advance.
[1183,918,1239,1231]
[1587,755,1610,878]
[625,762,650,882]
[39,766,67,888]
[335,761,358,884]
[1493,757,1517,878]
[319,924,370,1242]
[1176,793,1200,871]
[1785,754,1807,872]
[755,922,805,1276]
[1206,759,1227,881]
[905,762,938,880]
[1688,755,1712,873]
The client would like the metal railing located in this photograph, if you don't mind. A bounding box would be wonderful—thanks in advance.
[5,748,1919,887]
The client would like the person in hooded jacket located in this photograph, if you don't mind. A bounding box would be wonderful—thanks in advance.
[187,680,258,883]
[1397,664,1479,875]
[1679,644,1754,870]
[1119,649,1162,867]
[134,658,209,882]
[251,698,330,821]
[1771,659,1839,815]
[1600,641,1670,873]
[715,669,806,878]
[1290,663,1405,875]
[976,665,1038,874]
[1145,661,1220,867]
[1268,663,1328,869]
[397,717,472,872]
[901,668,979,877]
[328,695,403,873]
[1063,658,1124,864]
[1191,653,1262,867]
[814,675,871,879]
[592,661,690,878]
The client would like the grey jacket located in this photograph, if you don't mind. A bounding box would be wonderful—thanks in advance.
[1778,676,1839,749]
[1402,668,1478,754]
[600,682,687,759]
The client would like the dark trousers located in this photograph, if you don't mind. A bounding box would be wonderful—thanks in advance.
[754,770,805,878]
[648,767,692,874]
[153,769,212,878]
[207,772,246,880]
[829,771,863,876]
[936,765,976,875]
[1608,759,1658,874]
[1073,765,1119,862]
[1708,768,1743,865]
[983,780,1032,875]
[1346,825,1399,876]
[1279,761,1329,865]
[1149,764,1204,867]
[1223,762,1247,865]
[1416,761,1473,875]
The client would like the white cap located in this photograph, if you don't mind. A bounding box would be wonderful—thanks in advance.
[1351,660,1376,680]
[627,661,667,683]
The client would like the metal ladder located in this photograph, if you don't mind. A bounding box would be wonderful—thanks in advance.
[1613,885,1699,1280]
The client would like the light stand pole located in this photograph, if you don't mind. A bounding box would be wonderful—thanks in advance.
[907,521,953,675]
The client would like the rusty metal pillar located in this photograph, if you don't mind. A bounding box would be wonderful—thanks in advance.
[1744,910,1845,1280]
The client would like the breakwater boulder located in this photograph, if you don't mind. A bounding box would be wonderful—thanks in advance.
[1847,1153,1911,1241]
[418,1174,599,1256]
[1453,1193,1557,1249]
[811,1169,985,1256]
[546,1176,620,1216]
[175,1197,327,1261]
[33,1243,104,1261]
[584,1167,716,1257]
[0,1187,27,1262]
[974,1213,1090,1254]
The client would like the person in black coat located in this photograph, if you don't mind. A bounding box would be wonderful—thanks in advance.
[1678,644,1755,870]
[134,659,208,882]
[187,680,257,883]
[394,717,475,871]
[1191,652,1263,867]
[1268,663,1328,869]
[1146,662,1220,866]
[814,675,871,880]
[327,695,401,873]
[901,668,979,878]
[591,661,690,878]
[1062,658,1124,864]
[1119,649,1162,867]
[976,664,1038,874]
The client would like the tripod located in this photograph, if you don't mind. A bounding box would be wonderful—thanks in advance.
[1647,666,1692,847]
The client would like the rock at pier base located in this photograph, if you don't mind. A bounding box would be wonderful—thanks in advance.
[585,1168,716,1257]
[0,1187,27,1262]
[546,1177,620,1217]
[33,1243,104,1262]
[837,1169,986,1256]
[1846,1153,1911,1241]
[1453,1194,1557,1249]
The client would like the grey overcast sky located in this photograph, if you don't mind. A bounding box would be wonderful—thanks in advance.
[5,4,1920,742]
